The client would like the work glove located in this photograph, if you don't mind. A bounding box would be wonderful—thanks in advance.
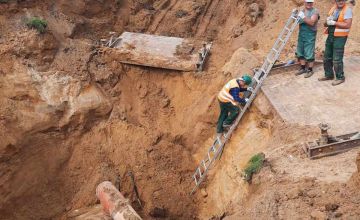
[247,87,254,92]
[327,16,334,21]
[297,11,305,19]
[326,19,336,26]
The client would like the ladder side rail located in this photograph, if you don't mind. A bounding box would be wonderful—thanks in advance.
[269,14,299,53]
[191,138,223,193]
[190,141,226,194]
[262,17,300,75]
[275,16,296,44]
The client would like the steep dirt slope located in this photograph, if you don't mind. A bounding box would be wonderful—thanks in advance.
[224,151,360,219]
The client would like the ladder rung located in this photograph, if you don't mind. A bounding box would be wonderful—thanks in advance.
[193,173,198,185]
[197,167,202,177]
[210,145,216,153]
[256,70,263,77]
[214,140,220,148]
[267,57,273,64]
[268,52,277,58]
[210,144,217,153]
[207,152,212,161]
[202,160,207,170]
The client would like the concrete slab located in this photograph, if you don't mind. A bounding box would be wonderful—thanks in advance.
[110,32,210,71]
[262,56,360,135]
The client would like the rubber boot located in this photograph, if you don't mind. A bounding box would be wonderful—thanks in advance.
[295,68,307,76]
[331,79,345,86]
[318,76,334,81]
[304,69,314,78]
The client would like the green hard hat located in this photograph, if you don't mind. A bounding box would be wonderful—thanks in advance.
[241,74,252,85]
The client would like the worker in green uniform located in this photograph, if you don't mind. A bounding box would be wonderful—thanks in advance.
[319,0,353,86]
[295,0,319,78]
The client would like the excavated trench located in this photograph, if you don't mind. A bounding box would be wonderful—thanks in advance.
[0,1,254,219]
[1,0,360,220]
[0,68,279,220]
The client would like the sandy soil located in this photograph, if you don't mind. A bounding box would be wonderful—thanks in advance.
[0,0,359,220]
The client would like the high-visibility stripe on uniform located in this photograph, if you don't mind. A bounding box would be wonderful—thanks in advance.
[218,79,241,106]
[325,5,350,37]
[335,29,349,33]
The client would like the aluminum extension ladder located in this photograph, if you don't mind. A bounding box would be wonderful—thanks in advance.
[190,10,301,194]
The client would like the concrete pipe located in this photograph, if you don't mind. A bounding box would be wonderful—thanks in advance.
[96,181,142,220]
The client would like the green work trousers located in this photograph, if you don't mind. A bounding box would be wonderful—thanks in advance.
[323,27,347,80]
[216,101,240,133]
[296,25,317,62]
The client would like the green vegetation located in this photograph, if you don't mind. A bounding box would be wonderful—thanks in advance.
[26,17,48,34]
[243,153,265,182]
[0,0,10,3]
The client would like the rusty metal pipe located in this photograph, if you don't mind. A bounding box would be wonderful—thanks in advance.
[319,123,330,145]
[96,181,142,220]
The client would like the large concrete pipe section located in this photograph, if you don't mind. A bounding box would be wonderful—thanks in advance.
[96,181,142,220]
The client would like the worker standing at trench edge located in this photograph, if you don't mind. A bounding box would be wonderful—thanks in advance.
[216,75,253,138]
[295,0,319,78]
[319,0,353,86]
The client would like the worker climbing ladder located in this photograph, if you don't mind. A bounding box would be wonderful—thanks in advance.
[190,10,301,194]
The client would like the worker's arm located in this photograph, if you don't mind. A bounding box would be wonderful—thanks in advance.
[335,18,352,29]
[239,87,248,92]
[303,13,318,27]
[327,7,353,28]
[229,88,246,104]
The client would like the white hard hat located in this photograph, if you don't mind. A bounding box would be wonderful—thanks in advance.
[305,0,314,2]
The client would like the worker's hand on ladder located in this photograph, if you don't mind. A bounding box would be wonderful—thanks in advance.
[247,87,254,92]
[297,11,305,19]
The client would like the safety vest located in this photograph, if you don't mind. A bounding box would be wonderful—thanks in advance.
[218,79,244,106]
[325,5,350,37]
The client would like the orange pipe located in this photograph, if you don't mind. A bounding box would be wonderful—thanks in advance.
[96,181,142,220]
